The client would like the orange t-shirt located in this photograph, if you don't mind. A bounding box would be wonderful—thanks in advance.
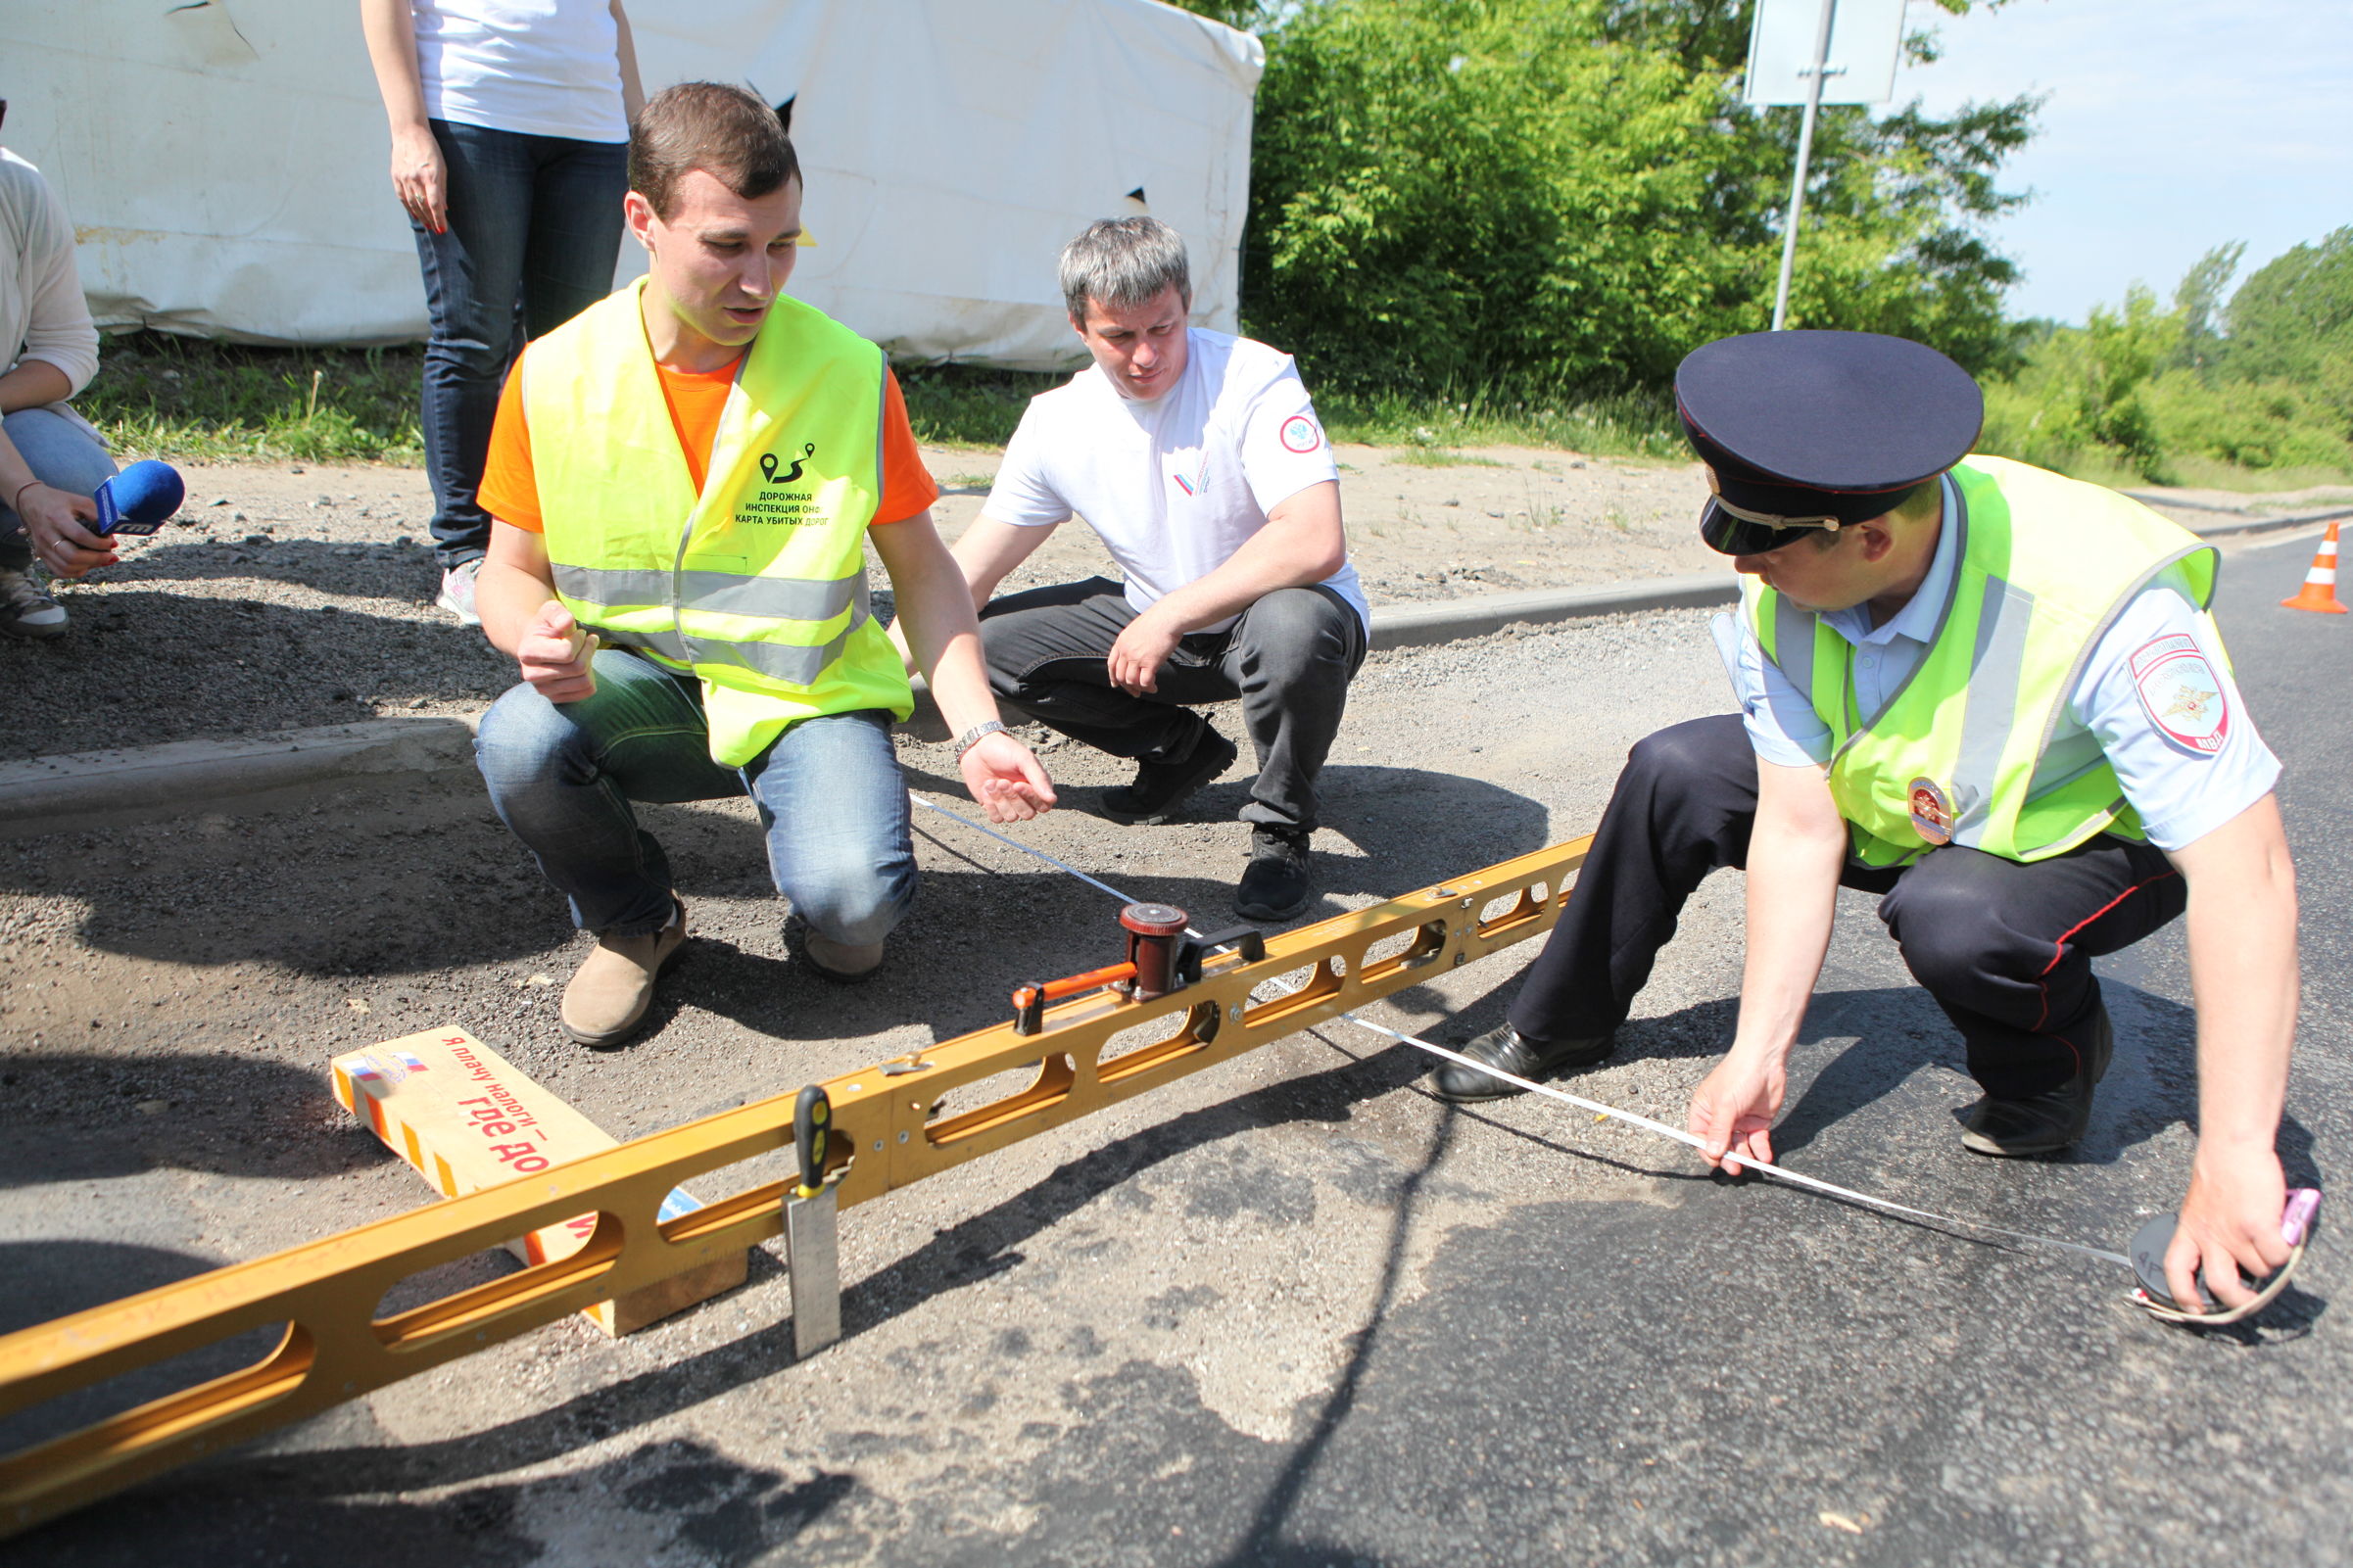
[477,349,938,533]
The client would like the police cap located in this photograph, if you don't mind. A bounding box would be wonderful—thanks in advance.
[1674,329,1984,556]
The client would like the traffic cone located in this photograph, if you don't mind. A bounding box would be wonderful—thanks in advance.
[2281,521,2349,614]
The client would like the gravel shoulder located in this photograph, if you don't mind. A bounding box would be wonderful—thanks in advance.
[2,442,2307,766]
[0,443,1723,764]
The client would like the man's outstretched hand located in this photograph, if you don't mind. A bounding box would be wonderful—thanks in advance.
[2164,1144,2292,1314]
[517,600,598,703]
[1688,1047,1788,1175]
[959,730,1057,824]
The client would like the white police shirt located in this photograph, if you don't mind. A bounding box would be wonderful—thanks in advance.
[983,328,1366,635]
[1711,477,2281,852]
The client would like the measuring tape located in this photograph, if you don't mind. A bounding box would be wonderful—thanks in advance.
[910,793,2323,1315]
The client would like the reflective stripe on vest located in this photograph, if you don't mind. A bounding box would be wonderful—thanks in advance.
[521,281,914,766]
[550,563,870,626]
[1747,456,2222,867]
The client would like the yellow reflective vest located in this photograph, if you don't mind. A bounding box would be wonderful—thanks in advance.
[1745,455,2222,867]
[522,279,913,767]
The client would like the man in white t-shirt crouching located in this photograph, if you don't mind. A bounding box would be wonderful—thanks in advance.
[944,218,1369,921]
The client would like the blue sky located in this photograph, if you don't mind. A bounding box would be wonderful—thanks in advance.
[1889,0,2353,326]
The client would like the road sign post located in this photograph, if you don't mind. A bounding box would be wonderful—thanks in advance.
[1744,0,1907,329]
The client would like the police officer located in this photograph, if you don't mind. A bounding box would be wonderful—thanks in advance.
[1432,329,2300,1316]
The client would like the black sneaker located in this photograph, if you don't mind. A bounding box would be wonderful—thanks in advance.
[1959,1006,2113,1158]
[1430,1022,1616,1103]
[1234,827,1312,921]
[1100,725,1238,825]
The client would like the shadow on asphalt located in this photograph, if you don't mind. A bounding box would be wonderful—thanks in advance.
[0,1240,288,1459]
[896,754,1561,904]
[1775,982,2324,1191]
[59,1038,1545,1509]
[0,1053,393,1188]
[7,1432,857,1568]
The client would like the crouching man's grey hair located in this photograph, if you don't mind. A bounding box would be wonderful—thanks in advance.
[1059,216,1191,322]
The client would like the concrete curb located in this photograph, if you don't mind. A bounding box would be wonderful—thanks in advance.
[2180,504,2353,541]
[0,716,482,836]
[8,499,2336,835]
[1368,572,1737,649]
[0,576,1740,836]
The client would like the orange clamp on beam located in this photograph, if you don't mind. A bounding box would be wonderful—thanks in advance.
[1013,961,1140,1035]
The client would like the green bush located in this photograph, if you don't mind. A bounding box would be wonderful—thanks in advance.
[1979,247,2353,487]
[1239,0,2033,400]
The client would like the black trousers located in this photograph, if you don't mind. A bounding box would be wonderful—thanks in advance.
[1509,715,2188,1100]
[977,577,1367,833]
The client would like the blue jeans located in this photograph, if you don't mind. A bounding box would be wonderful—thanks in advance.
[0,406,116,571]
[411,119,627,570]
[474,648,919,941]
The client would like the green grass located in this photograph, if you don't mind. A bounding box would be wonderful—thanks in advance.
[895,362,1693,462]
[2018,445,2353,499]
[82,330,426,464]
[1316,383,1686,461]
[1388,449,1508,468]
[896,364,1064,449]
[74,334,2353,507]
[1387,449,1507,468]
[77,333,1691,468]
[2134,457,2353,498]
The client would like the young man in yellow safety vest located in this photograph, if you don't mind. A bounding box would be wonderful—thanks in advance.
[470,81,1054,1048]
[1431,329,2301,1319]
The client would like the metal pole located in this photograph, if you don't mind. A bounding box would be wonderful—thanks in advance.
[1771,0,1837,330]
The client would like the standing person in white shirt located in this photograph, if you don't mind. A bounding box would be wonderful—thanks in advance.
[943,218,1368,922]
[361,0,644,626]
[0,105,118,640]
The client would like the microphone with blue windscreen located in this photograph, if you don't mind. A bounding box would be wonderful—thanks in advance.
[92,459,186,536]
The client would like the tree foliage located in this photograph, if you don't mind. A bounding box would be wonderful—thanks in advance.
[1202,0,2034,399]
[1980,235,2353,485]
[2224,226,2353,419]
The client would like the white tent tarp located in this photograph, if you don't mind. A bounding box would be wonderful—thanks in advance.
[5,0,1261,368]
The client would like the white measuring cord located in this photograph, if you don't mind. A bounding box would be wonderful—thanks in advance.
[909,793,2133,1269]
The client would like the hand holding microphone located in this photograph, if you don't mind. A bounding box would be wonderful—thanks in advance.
[90,459,187,537]
[9,457,180,580]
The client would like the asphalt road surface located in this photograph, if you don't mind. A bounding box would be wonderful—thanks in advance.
[2,531,2346,1566]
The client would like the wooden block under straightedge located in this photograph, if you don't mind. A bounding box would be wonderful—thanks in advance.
[331,1025,747,1336]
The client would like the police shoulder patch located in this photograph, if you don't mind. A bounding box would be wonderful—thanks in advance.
[2130,632,2230,754]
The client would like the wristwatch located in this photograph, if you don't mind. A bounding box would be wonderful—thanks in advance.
[955,719,1008,758]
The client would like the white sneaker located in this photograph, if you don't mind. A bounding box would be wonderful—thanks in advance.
[0,568,68,640]
[437,559,482,626]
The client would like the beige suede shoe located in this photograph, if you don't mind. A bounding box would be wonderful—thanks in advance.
[804,930,886,981]
[560,903,687,1046]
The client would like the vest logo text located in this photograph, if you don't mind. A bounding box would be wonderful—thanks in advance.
[739,442,820,524]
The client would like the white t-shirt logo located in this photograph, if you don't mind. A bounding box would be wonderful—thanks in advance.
[2131,633,2230,753]
[1279,415,1322,453]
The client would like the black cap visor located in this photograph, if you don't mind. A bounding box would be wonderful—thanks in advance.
[1699,499,1841,557]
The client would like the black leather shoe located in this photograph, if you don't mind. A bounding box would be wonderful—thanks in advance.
[1234,827,1312,921]
[1959,1006,2114,1158]
[1100,726,1239,825]
[1431,1022,1615,1103]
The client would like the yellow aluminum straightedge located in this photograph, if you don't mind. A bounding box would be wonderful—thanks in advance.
[0,836,1588,1539]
